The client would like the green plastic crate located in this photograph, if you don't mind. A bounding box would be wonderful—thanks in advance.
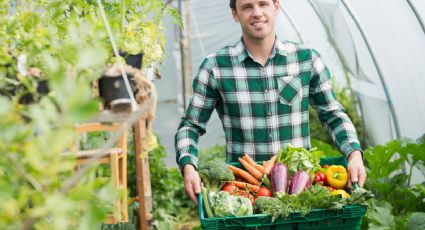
[198,157,367,230]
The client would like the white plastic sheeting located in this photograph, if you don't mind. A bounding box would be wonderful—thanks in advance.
[156,0,425,166]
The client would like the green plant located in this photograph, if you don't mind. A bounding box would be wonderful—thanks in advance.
[104,0,182,67]
[0,1,126,229]
[199,145,226,163]
[310,138,341,157]
[309,84,366,149]
[148,138,198,229]
[362,139,425,229]
[0,23,113,230]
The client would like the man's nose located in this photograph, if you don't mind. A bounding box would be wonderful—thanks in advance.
[252,5,263,17]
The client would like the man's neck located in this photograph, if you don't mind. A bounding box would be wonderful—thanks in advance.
[242,35,276,66]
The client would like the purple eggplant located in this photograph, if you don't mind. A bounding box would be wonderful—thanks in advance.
[289,171,311,195]
[271,163,289,193]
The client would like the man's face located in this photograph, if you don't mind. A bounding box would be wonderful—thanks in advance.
[232,0,280,41]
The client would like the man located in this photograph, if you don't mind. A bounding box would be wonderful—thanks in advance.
[175,0,366,205]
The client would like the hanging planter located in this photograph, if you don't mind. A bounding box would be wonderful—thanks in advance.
[98,63,139,110]
[18,79,49,104]
[119,52,143,69]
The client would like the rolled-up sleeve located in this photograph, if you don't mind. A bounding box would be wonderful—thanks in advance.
[308,49,362,158]
[175,58,219,171]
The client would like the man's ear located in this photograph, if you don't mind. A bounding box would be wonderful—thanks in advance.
[274,0,281,13]
[232,9,239,22]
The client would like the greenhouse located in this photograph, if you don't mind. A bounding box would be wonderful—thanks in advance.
[0,0,424,229]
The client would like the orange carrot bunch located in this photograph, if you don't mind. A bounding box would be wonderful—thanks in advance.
[227,154,277,187]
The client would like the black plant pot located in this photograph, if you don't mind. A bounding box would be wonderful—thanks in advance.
[98,73,136,108]
[119,52,143,69]
[19,79,49,104]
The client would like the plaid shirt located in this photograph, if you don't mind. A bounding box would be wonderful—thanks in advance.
[175,39,361,170]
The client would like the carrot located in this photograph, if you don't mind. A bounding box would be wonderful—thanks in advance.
[228,165,260,185]
[263,154,277,175]
[243,154,264,174]
[231,181,260,192]
[239,157,263,180]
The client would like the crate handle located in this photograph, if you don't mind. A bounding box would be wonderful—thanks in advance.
[198,193,205,219]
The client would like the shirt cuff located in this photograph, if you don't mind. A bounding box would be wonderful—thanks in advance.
[179,155,198,174]
[341,142,363,159]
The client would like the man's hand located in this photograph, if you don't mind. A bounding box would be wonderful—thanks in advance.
[183,164,202,205]
[347,150,367,188]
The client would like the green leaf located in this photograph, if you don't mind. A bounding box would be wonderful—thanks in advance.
[367,200,396,229]
[405,212,425,230]
[77,47,107,70]
[0,96,12,116]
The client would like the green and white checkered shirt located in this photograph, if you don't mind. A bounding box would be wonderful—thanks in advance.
[175,39,361,170]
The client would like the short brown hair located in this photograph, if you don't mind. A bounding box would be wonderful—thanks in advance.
[230,0,277,10]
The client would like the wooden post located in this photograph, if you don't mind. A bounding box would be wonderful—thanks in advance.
[179,0,193,109]
[133,119,153,230]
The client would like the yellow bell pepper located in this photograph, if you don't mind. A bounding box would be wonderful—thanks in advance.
[325,165,348,189]
[331,189,351,198]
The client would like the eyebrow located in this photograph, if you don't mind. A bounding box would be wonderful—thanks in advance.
[240,0,271,8]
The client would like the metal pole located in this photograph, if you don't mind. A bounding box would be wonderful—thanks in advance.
[340,0,401,139]
[306,0,367,139]
[406,0,425,35]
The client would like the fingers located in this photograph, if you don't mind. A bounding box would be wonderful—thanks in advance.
[347,151,367,188]
[348,167,358,189]
[358,169,367,187]
[183,164,201,205]
[185,181,199,206]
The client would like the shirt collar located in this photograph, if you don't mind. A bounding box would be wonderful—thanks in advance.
[234,37,288,63]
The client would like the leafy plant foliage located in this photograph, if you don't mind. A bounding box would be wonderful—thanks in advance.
[362,139,425,229]
[148,138,198,229]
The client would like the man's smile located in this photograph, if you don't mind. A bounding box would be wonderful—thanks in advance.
[251,20,268,29]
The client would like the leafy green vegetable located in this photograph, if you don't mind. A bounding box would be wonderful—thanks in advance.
[276,145,323,175]
[205,190,253,217]
[254,185,345,221]
[201,187,214,218]
[198,159,235,192]
[347,187,374,206]
[254,197,282,221]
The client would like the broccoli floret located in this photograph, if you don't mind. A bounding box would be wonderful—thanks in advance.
[254,196,281,212]
[198,159,235,192]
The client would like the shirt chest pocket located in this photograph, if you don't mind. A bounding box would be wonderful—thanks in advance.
[276,75,303,105]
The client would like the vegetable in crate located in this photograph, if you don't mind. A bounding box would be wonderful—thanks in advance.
[313,171,327,185]
[276,145,323,175]
[289,170,311,194]
[325,165,348,189]
[198,159,235,192]
[331,189,350,198]
[204,190,253,217]
[221,183,239,194]
[256,187,273,198]
[271,162,289,194]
